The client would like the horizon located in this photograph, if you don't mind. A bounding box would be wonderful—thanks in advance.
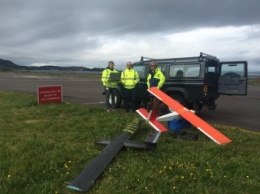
[2,57,260,73]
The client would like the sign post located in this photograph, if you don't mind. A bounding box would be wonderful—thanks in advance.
[37,85,62,105]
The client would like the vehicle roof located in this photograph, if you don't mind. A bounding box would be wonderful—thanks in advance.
[133,52,220,65]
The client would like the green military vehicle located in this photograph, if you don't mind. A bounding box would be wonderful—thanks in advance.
[112,52,248,111]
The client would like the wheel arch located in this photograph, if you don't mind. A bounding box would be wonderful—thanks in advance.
[164,87,189,101]
[164,87,191,108]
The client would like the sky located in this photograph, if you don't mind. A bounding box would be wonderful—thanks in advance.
[0,0,260,71]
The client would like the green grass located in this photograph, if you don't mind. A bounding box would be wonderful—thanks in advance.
[0,92,259,194]
[248,78,260,86]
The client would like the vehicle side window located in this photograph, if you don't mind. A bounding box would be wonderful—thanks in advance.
[208,66,216,73]
[170,64,200,77]
[133,65,146,79]
[157,65,166,75]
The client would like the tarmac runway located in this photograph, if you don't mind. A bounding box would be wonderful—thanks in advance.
[0,72,259,132]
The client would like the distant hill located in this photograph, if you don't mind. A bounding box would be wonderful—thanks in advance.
[0,58,25,70]
[0,58,103,72]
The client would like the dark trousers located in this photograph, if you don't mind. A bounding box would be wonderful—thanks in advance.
[106,88,116,109]
[150,96,161,116]
[124,88,136,112]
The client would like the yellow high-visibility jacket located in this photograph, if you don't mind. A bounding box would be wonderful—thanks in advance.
[101,68,119,88]
[121,68,139,89]
[147,68,165,89]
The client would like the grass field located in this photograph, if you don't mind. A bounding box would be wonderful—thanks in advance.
[248,78,260,86]
[0,92,259,194]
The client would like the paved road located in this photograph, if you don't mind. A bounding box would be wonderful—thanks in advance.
[1,72,259,132]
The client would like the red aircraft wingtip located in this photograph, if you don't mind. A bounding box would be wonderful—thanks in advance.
[136,108,168,132]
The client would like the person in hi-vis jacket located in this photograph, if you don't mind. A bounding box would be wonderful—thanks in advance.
[101,61,119,112]
[121,61,139,112]
[147,60,165,116]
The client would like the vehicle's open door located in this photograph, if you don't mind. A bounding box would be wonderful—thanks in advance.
[218,61,247,95]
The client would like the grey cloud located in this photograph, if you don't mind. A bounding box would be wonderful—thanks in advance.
[2,0,260,37]
[0,0,260,70]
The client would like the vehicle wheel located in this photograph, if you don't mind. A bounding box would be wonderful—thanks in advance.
[109,90,122,108]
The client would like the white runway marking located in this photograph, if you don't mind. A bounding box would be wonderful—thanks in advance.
[22,76,51,79]
[83,101,105,105]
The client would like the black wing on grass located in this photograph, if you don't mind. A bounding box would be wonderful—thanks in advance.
[67,119,141,192]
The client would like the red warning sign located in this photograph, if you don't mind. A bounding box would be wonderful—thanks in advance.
[37,85,62,105]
